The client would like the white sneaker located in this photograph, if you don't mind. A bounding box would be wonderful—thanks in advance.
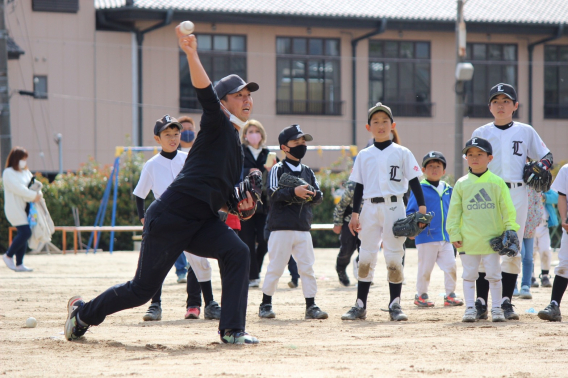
[248,279,260,288]
[462,307,476,322]
[15,264,33,272]
[3,254,16,270]
[491,307,506,322]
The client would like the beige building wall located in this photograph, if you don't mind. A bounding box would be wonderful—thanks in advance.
[5,4,567,174]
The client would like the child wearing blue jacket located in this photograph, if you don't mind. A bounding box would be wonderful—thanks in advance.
[407,151,463,307]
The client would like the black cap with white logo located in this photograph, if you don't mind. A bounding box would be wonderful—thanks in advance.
[278,124,313,146]
[214,74,259,100]
[154,114,183,136]
[488,83,517,103]
[422,151,447,169]
[462,137,493,155]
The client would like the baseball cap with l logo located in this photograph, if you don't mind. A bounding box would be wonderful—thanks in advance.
[462,137,493,155]
[488,83,517,103]
[422,151,447,168]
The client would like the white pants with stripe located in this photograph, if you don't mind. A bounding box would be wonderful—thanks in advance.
[461,253,502,308]
[262,231,317,298]
[555,230,568,279]
[533,224,552,271]
[357,197,406,283]
[183,252,212,282]
[416,241,457,295]
[479,185,527,275]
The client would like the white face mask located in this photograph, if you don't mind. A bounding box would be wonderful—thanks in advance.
[221,103,249,128]
[19,160,27,170]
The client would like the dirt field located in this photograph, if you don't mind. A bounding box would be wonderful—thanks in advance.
[2,247,568,377]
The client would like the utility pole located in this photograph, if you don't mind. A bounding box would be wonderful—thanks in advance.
[454,0,466,180]
[0,0,11,169]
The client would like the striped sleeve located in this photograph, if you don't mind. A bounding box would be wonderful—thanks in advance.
[269,163,282,191]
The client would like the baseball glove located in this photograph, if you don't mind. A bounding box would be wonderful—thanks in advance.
[523,161,552,192]
[276,172,315,204]
[227,171,263,221]
[489,230,520,257]
[392,211,434,238]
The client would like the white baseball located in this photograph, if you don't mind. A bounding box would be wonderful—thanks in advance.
[180,21,194,35]
[26,317,37,328]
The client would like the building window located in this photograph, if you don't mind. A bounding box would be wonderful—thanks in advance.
[368,40,432,117]
[33,76,47,99]
[179,34,246,112]
[276,37,341,115]
[465,43,518,118]
[544,45,568,119]
[32,0,79,13]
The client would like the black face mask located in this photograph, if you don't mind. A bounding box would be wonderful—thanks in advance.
[287,144,307,160]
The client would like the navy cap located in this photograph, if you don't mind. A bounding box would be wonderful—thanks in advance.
[214,74,259,100]
[278,124,313,146]
[422,151,447,169]
[489,83,517,103]
[463,137,493,155]
[154,114,182,136]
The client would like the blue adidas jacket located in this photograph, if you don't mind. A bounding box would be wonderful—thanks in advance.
[406,180,452,245]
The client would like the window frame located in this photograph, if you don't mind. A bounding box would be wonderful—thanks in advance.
[543,44,568,119]
[368,40,433,118]
[179,33,247,113]
[464,43,519,118]
[275,36,342,116]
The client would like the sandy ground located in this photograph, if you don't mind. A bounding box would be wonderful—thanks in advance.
[1,247,568,377]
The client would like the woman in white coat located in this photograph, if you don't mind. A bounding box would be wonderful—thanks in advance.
[2,147,41,272]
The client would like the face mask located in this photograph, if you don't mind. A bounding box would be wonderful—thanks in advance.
[19,160,27,170]
[221,103,249,128]
[246,133,262,146]
[181,130,195,143]
[287,145,307,160]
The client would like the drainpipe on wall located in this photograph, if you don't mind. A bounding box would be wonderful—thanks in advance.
[351,18,387,145]
[97,9,174,146]
[527,24,564,126]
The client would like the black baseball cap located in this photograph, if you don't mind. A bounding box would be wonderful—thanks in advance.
[422,151,447,169]
[368,102,394,123]
[462,137,493,155]
[278,124,313,146]
[154,114,182,136]
[488,83,517,103]
[214,74,259,100]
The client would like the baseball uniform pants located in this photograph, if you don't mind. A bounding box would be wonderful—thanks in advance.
[357,197,405,284]
[479,185,527,275]
[263,230,317,298]
[534,224,553,271]
[461,253,502,308]
[78,190,250,331]
[416,241,457,296]
[555,230,568,279]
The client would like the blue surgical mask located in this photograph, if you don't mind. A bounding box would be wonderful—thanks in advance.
[181,130,195,143]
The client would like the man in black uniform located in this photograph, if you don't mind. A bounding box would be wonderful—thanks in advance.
[64,25,259,345]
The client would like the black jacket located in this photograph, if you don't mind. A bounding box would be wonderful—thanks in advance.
[267,161,323,232]
[242,146,271,214]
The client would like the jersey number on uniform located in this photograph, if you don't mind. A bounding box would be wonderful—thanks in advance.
[512,141,523,156]
[390,166,401,182]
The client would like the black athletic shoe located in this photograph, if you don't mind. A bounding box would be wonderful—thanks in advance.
[305,304,328,320]
[389,303,408,321]
[341,304,367,320]
[220,329,259,345]
[259,303,276,318]
[64,296,89,341]
[541,274,552,288]
[475,299,488,320]
[337,269,350,287]
[538,302,562,322]
[501,299,519,320]
[204,301,222,320]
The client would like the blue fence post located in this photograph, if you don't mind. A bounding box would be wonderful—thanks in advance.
[109,157,121,254]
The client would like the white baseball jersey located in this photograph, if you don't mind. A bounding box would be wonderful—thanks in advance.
[471,122,549,183]
[551,164,568,279]
[133,151,187,199]
[350,143,422,198]
[551,164,568,198]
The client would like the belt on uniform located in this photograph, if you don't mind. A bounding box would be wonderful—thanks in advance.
[506,182,523,189]
[370,196,398,203]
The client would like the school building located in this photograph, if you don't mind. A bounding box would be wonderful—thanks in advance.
[5,0,568,176]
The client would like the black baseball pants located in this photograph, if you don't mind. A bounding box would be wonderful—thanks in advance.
[78,190,250,331]
[336,221,360,272]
